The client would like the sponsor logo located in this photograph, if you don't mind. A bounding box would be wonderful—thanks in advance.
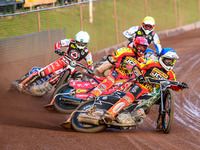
[124,57,139,66]
[150,68,168,80]
[76,83,90,87]
[70,51,78,59]
[102,79,107,83]
[123,96,132,103]
[76,89,87,93]
[131,85,139,93]
[137,109,142,114]
[137,31,142,35]
[87,60,92,65]
[113,102,125,113]
[71,44,76,49]
[98,87,104,93]
[108,76,115,83]
[81,51,85,55]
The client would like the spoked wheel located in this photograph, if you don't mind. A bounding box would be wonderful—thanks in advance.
[162,88,175,134]
[71,100,106,133]
[53,82,78,114]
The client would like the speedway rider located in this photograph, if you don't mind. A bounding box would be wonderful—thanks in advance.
[101,47,189,131]
[123,16,162,55]
[18,31,94,91]
[88,37,149,99]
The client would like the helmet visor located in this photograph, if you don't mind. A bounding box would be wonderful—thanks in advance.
[76,41,88,49]
[77,41,87,47]
[142,23,154,30]
[135,44,147,52]
[162,57,176,66]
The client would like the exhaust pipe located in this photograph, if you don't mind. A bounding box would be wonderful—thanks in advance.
[77,113,100,125]
[60,96,84,105]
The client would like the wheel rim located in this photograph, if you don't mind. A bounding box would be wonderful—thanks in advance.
[163,94,171,130]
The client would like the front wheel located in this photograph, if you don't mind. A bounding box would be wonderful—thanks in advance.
[162,88,175,134]
[53,70,71,96]
[71,100,106,133]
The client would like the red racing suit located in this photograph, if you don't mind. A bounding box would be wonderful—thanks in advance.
[21,39,93,87]
[107,58,183,117]
[90,47,145,97]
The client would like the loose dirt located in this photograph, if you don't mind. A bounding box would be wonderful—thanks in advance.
[0,29,199,150]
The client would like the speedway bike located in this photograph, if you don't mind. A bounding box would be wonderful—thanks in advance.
[61,78,187,134]
[10,52,93,97]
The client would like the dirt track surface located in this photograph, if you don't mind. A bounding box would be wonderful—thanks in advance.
[0,29,200,150]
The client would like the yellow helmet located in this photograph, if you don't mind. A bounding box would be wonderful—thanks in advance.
[142,16,155,35]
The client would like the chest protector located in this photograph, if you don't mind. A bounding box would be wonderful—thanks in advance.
[135,27,154,44]
[67,41,88,61]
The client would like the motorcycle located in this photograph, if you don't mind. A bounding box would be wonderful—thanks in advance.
[44,48,159,113]
[60,78,186,134]
[44,75,136,113]
[10,52,93,97]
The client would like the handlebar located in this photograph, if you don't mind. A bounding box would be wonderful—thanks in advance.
[62,52,94,74]
[146,78,180,86]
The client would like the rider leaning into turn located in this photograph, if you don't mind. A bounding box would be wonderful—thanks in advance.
[18,31,94,91]
[102,47,188,131]
[123,16,162,54]
[88,37,149,99]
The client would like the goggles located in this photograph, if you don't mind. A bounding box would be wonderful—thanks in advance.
[142,23,155,30]
[135,44,147,52]
[162,57,176,66]
[77,41,87,47]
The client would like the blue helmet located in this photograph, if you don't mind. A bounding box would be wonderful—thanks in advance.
[159,48,179,71]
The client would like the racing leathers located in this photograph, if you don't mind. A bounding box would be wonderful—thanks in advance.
[106,58,184,117]
[89,47,146,98]
[123,26,162,54]
[20,39,93,88]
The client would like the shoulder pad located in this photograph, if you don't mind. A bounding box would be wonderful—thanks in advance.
[115,47,133,56]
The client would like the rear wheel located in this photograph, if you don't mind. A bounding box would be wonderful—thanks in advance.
[53,82,78,113]
[162,88,174,134]
[71,100,106,133]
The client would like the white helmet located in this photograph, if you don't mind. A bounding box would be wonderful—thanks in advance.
[159,48,179,71]
[75,31,90,50]
[141,16,155,35]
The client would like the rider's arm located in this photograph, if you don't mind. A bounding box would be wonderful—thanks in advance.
[123,26,139,42]
[168,70,183,91]
[55,39,72,51]
[85,49,94,70]
[153,33,162,54]
[107,47,133,67]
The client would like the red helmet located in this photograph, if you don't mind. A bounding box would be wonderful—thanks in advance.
[133,37,149,57]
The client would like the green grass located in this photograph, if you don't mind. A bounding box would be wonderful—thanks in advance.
[0,0,199,52]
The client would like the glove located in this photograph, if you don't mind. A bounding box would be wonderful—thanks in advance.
[179,82,189,89]
[55,49,64,56]
[128,37,133,42]
[137,75,145,83]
